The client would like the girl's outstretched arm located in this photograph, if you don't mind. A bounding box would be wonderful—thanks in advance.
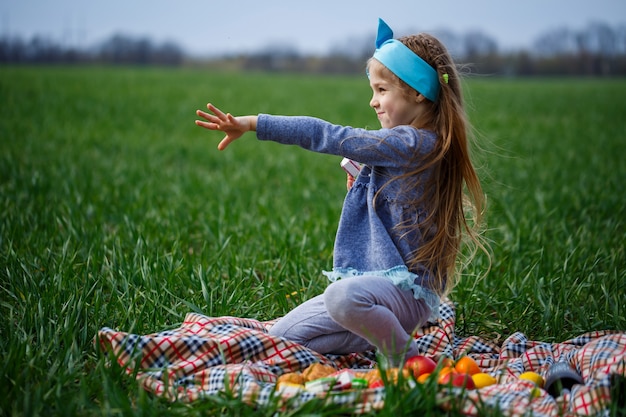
[195,103,258,150]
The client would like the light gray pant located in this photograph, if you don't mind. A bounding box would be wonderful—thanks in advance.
[268,275,431,363]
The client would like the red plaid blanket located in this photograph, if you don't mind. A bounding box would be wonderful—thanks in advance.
[98,299,625,415]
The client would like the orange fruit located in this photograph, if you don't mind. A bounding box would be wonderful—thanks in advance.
[455,356,481,376]
[417,372,431,384]
[439,357,455,368]
[436,366,455,384]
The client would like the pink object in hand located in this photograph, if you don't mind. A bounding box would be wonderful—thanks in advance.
[340,158,361,177]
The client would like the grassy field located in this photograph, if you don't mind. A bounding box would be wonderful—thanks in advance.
[1,66,624,416]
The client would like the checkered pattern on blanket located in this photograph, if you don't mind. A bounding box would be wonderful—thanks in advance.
[98,299,625,416]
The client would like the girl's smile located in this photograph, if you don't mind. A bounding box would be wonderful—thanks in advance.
[368,59,424,129]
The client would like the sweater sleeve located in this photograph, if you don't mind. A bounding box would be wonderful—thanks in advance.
[255,114,436,167]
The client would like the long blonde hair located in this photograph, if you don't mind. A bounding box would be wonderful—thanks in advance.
[371,33,488,297]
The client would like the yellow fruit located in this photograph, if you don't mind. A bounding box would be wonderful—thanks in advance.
[471,372,497,389]
[519,371,545,388]
[529,386,542,398]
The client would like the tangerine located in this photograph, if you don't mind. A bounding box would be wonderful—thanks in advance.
[439,357,454,368]
[436,366,455,384]
[417,372,431,384]
[455,356,481,376]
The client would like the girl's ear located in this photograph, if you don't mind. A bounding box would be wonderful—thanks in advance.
[415,93,426,104]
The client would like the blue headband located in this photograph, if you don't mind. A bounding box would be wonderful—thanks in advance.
[373,18,440,102]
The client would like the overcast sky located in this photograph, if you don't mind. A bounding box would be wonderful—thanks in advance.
[2,0,625,56]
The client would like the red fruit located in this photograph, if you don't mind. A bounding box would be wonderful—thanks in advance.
[405,355,437,379]
[369,379,384,389]
[439,372,476,390]
[437,367,455,384]
[455,373,476,389]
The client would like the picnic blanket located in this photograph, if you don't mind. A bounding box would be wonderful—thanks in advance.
[97,299,625,416]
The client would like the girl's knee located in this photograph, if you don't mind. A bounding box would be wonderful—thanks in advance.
[267,320,288,339]
[323,281,360,324]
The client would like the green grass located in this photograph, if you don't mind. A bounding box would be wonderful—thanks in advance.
[458,78,626,340]
[1,66,624,416]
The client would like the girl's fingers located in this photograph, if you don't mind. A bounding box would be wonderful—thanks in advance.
[195,119,209,127]
[198,105,238,129]
[196,109,218,123]
[346,173,355,190]
[207,103,227,120]
[217,135,235,151]
[197,104,225,121]
[196,104,240,140]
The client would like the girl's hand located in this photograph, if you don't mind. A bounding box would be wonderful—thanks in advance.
[346,173,355,190]
[195,103,257,150]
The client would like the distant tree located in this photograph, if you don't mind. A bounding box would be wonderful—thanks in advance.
[1,21,625,75]
[462,31,499,74]
[242,43,307,72]
[153,41,184,66]
[24,36,62,63]
[581,22,617,56]
[329,34,373,61]
[615,24,626,73]
[95,33,183,65]
[430,29,463,59]
[464,31,498,58]
[0,36,25,62]
[617,24,626,54]
[581,22,618,75]
[533,27,578,57]
[98,34,149,64]
[514,50,535,76]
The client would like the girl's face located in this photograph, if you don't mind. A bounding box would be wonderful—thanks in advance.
[368,60,424,129]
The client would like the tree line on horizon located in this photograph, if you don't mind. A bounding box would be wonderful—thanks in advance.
[1,21,625,76]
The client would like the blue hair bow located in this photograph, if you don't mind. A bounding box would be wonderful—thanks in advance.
[373,19,440,102]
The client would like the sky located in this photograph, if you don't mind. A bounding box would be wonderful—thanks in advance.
[2,0,625,56]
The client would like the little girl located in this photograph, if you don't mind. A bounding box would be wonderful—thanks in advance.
[196,19,486,364]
